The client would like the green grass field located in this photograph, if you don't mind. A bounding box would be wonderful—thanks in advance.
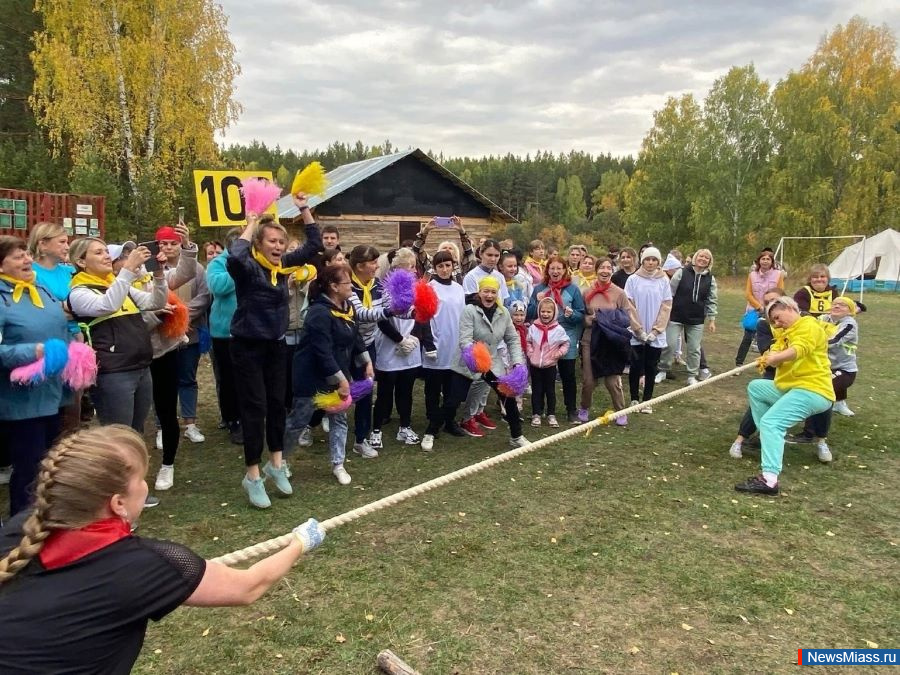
[19,287,900,673]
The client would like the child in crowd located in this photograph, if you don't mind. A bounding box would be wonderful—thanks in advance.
[524,240,546,286]
[527,298,569,427]
[510,301,529,412]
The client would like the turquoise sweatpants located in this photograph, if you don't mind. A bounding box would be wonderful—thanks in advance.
[747,379,832,476]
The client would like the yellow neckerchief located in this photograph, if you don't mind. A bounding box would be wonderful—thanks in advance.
[70,271,116,289]
[0,272,44,308]
[525,256,544,270]
[505,277,517,289]
[251,247,307,286]
[351,272,375,308]
[132,272,153,289]
[329,299,355,323]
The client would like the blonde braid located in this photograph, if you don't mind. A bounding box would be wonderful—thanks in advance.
[0,438,74,583]
[0,425,147,585]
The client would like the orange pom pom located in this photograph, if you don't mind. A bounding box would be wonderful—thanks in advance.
[413,279,439,323]
[472,341,492,373]
[159,291,189,339]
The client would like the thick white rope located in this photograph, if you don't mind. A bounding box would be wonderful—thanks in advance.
[211,361,759,566]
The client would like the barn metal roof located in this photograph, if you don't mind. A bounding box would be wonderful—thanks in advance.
[275,148,515,222]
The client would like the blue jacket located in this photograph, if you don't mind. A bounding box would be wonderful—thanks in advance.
[226,224,322,340]
[207,250,237,339]
[527,283,585,360]
[0,280,69,421]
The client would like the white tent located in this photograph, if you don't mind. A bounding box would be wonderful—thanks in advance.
[830,228,900,287]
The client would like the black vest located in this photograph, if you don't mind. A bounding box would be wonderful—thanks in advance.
[670,268,712,325]
[70,286,153,374]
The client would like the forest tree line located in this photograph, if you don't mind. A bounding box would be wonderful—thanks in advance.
[1,6,897,273]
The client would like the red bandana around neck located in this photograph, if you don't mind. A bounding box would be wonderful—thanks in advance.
[39,517,131,570]
[547,277,571,307]
[585,280,613,305]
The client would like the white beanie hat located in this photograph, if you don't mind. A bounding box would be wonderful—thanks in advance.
[662,253,682,271]
[640,246,662,263]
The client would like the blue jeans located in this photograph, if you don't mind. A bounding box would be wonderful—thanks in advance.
[176,343,201,419]
[93,367,153,432]
[285,396,348,466]
[748,379,832,476]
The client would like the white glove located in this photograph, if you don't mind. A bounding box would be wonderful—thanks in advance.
[644,331,657,344]
[424,349,438,360]
[638,330,651,343]
[395,335,419,355]
[293,518,326,553]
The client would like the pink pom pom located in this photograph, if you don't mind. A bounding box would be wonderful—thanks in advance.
[384,268,416,314]
[413,280,439,323]
[240,177,282,216]
[10,359,46,385]
[63,342,98,390]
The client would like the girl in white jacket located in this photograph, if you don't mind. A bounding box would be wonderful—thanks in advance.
[526,297,569,427]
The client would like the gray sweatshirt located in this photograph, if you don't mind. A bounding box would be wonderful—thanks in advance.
[822,315,858,373]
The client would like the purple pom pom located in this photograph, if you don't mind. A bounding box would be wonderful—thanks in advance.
[497,363,529,397]
[461,343,478,372]
[349,378,374,400]
[384,268,416,314]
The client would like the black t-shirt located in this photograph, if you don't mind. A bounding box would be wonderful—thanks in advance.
[611,269,633,289]
[0,513,206,674]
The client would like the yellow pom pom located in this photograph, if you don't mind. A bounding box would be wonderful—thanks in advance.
[291,162,328,197]
[294,264,318,283]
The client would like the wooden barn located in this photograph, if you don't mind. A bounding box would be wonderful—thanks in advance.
[275,148,515,252]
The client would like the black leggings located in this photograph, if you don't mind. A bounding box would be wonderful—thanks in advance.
[735,329,755,366]
[151,350,180,466]
[423,368,456,435]
[447,372,522,438]
[211,338,240,426]
[557,359,577,414]
[231,337,287,466]
[374,368,417,429]
[629,344,662,402]
[529,365,557,416]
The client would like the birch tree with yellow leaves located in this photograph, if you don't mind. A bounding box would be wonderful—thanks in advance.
[31,0,240,213]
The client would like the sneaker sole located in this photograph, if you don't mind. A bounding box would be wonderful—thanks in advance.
[462,429,484,437]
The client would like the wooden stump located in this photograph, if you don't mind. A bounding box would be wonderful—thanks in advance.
[377,649,421,675]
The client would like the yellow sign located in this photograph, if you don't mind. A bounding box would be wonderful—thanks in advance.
[192,169,277,227]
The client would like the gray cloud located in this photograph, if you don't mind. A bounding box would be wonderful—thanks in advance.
[217,0,900,158]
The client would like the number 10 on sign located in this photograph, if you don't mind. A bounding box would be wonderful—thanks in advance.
[192,170,277,227]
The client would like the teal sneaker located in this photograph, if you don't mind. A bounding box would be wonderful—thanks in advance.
[263,461,293,495]
[242,475,271,508]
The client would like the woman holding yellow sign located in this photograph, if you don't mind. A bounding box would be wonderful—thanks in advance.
[227,189,322,508]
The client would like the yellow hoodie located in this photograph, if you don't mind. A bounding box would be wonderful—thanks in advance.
[773,315,835,401]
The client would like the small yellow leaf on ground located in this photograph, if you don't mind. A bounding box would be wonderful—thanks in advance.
[154,649,162,654]
[365,614,374,622]
[826,531,836,537]
[707,638,715,644]
[202,628,210,637]
[865,640,879,648]
[458,512,466,517]
[629,646,641,655]
[784,608,794,615]
[681,623,694,631]
[335,633,346,643]
[550,537,557,543]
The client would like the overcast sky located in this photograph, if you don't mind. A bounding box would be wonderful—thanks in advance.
[216,1,899,160]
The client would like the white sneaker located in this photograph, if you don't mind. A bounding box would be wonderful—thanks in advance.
[698,368,711,381]
[531,415,541,427]
[333,464,352,485]
[729,441,743,459]
[686,376,698,386]
[833,400,855,417]
[155,464,174,490]
[353,440,379,459]
[817,441,833,463]
[298,426,313,447]
[184,424,205,443]
[368,430,383,449]
[509,435,530,448]
[547,414,559,428]
[421,434,435,452]
[155,430,163,450]
[397,427,419,445]
[0,466,11,485]
[654,371,666,384]
[639,405,653,414]
[322,417,330,433]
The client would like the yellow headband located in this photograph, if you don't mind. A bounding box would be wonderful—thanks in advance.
[833,296,856,316]
[478,275,500,292]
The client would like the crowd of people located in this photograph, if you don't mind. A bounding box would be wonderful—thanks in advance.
[0,206,866,671]
[1,212,864,512]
